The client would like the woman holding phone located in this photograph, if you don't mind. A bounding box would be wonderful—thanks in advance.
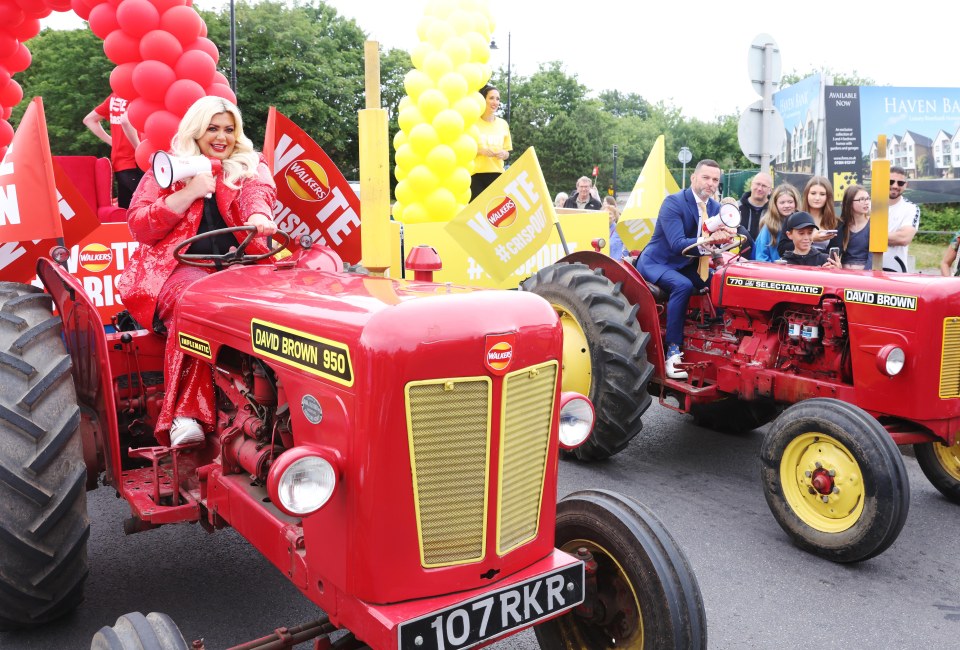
[778,176,841,256]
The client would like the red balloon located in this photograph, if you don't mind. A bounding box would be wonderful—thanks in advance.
[8,17,40,41]
[117,0,159,39]
[135,138,157,171]
[103,29,140,65]
[185,36,218,64]
[174,49,214,87]
[198,18,206,38]
[160,6,201,46]
[206,83,236,105]
[47,0,73,11]
[211,70,229,87]
[145,109,179,150]
[139,29,182,67]
[149,0,185,14]
[70,0,93,21]
[132,60,174,102]
[0,119,13,149]
[109,61,137,100]
[0,68,10,88]
[0,36,18,61]
[87,3,118,40]
[3,43,31,73]
[0,79,23,107]
[1,105,11,120]
[0,5,25,28]
[164,78,204,116]
[126,97,163,132]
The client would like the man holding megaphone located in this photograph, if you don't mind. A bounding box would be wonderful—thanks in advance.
[117,96,280,447]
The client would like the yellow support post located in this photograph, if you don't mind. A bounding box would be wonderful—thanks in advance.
[359,40,391,276]
[869,135,889,271]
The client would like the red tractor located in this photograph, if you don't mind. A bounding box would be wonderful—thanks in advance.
[0,230,707,648]
[523,248,960,564]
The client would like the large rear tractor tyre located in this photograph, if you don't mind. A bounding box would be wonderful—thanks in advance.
[914,439,960,503]
[91,612,189,650]
[760,398,909,563]
[0,282,89,629]
[534,489,706,650]
[522,263,653,460]
[690,397,782,434]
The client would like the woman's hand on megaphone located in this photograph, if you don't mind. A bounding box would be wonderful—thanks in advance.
[184,172,217,201]
[246,213,277,236]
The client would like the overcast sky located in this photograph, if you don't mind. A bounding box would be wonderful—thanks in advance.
[41,0,959,122]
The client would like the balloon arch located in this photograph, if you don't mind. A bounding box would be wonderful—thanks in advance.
[0,0,233,165]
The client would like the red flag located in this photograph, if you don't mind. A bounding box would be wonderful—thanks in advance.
[0,98,63,242]
[263,108,362,263]
[592,165,599,177]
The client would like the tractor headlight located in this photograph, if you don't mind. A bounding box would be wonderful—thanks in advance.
[267,448,339,517]
[558,392,595,450]
[876,345,905,377]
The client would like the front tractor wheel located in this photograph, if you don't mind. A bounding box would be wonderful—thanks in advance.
[0,283,89,629]
[522,263,653,460]
[534,490,707,650]
[760,398,909,563]
[914,439,960,503]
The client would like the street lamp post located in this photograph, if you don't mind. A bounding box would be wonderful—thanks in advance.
[489,32,511,123]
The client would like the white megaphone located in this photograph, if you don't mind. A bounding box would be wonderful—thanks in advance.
[152,151,222,196]
[704,202,740,233]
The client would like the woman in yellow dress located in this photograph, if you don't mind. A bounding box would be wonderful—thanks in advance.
[470,84,513,200]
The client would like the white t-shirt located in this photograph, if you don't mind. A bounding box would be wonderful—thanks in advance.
[883,198,920,272]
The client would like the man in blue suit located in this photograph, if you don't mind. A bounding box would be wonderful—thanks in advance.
[636,159,736,379]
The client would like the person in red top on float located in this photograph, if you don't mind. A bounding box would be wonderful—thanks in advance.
[83,93,145,208]
[116,96,278,446]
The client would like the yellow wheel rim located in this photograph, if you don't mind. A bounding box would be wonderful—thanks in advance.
[559,539,643,649]
[554,304,592,396]
[933,439,960,481]
[780,432,865,533]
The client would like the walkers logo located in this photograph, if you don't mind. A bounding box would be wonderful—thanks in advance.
[78,243,112,273]
[486,195,517,228]
[484,333,516,376]
[284,159,331,202]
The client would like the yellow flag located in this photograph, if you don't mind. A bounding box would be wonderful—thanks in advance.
[617,135,680,252]
[446,148,557,282]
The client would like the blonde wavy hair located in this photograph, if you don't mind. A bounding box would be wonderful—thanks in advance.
[170,96,259,189]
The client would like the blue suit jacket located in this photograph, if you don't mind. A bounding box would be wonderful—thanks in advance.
[638,188,719,283]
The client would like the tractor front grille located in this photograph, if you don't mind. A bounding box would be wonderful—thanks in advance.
[405,361,558,567]
[940,318,960,397]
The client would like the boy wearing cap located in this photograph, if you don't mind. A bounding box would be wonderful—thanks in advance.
[780,212,841,268]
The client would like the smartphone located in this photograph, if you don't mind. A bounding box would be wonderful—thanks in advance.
[829,247,841,264]
[822,229,839,235]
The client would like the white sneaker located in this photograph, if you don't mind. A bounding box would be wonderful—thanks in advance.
[169,416,204,446]
[665,353,688,380]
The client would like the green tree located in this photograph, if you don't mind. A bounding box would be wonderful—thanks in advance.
[11,27,114,157]
[781,68,875,87]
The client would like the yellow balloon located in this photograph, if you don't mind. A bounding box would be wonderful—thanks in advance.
[398,105,425,134]
[458,62,485,93]
[451,133,478,164]
[395,143,418,171]
[454,95,482,124]
[457,187,472,205]
[424,0,452,20]
[393,129,407,150]
[441,37,470,69]
[417,88,450,123]
[426,188,459,221]
[473,92,487,116]
[417,16,437,42]
[401,202,430,224]
[426,144,458,179]
[463,32,490,64]
[433,108,465,143]
[392,202,404,221]
[410,42,433,70]
[395,165,408,182]
[398,95,412,112]
[447,9,472,35]
[406,164,440,196]
[423,50,454,82]
[426,20,455,49]
[395,179,415,205]
[404,69,434,101]
[448,166,472,190]
[408,123,441,158]
[438,71,469,103]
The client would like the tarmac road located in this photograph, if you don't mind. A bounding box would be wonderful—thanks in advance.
[2,400,958,649]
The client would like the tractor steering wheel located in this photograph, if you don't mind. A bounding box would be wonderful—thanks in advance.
[174,226,291,269]
[681,234,747,259]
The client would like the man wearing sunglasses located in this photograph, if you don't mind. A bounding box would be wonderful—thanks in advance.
[884,166,920,272]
